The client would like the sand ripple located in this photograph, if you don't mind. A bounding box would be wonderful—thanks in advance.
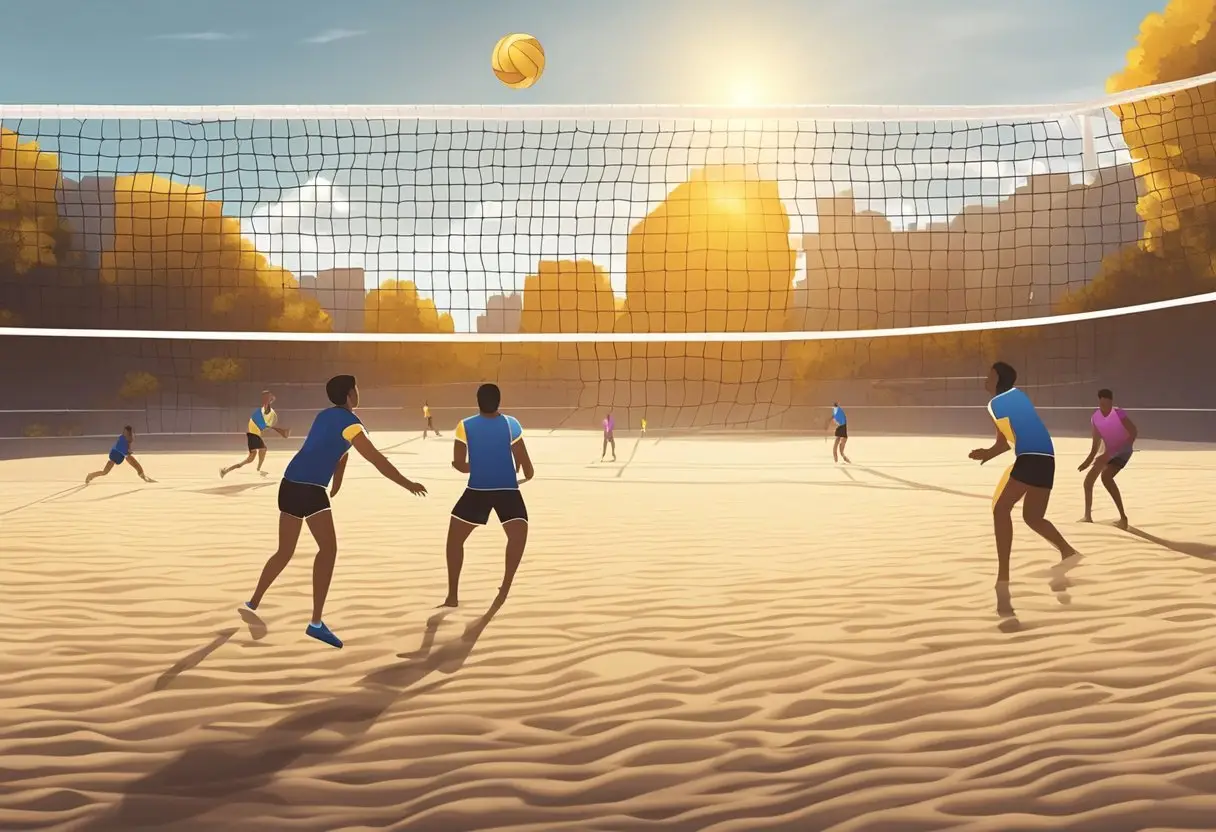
[2,434,1216,831]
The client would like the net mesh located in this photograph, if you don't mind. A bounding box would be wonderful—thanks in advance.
[2,74,1216,436]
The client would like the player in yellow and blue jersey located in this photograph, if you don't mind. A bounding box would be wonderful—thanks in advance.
[220,390,291,478]
[85,425,154,485]
[442,383,534,608]
[243,375,428,649]
[970,362,1078,612]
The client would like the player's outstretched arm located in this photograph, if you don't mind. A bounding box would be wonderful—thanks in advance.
[330,454,348,497]
[1078,426,1103,471]
[512,439,535,482]
[350,432,427,495]
[272,426,290,438]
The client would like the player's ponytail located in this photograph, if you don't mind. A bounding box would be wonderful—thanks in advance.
[991,362,1017,394]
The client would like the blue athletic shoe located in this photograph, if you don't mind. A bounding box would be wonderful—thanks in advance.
[244,601,258,612]
[306,621,343,648]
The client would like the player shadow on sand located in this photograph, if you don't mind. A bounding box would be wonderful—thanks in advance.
[78,599,505,831]
[852,465,989,501]
[191,482,275,497]
[83,486,148,503]
[154,628,239,692]
[1124,526,1216,562]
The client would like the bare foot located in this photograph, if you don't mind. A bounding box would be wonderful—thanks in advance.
[995,581,1015,617]
[219,468,227,479]
[1078,515,1092,523]
[1115,516,1129,530]
[437,598,459,608]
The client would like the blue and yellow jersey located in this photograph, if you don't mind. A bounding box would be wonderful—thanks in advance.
[455,413,523,490]
[422,405,431,419]
[832,405,846,425]
[247,406,277,437]
[111,433,130,459]
[987,388,1053,457]
[283,407,365,487]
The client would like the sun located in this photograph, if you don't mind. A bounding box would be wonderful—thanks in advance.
[729,81,761,106]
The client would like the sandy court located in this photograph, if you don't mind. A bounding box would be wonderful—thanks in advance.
[3,431,1216,831]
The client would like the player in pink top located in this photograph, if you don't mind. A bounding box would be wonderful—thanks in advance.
[601,411,616,462]
[1078,388,1139,529]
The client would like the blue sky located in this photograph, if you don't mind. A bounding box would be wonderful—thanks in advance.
[0,0,1168,106]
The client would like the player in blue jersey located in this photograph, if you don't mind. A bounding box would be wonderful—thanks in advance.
[85,425,154,484]
[243,375,428,649]
[220,390,291,479]
[823,401,851,463]
[970,362,1078,610]
[442,383,535,608]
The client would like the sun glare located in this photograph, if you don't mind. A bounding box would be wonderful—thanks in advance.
[729,81,760,106]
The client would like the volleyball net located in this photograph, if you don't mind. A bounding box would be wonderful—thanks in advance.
[2,72,1216,440]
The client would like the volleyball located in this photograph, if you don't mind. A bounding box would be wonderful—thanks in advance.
[492,33,545,89]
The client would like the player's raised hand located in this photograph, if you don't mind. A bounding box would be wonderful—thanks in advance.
[404,479,428,497]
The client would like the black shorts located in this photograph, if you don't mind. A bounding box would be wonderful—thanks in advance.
[1106,449,1133,472]
[835,424,848,438]
[247,432,266,452]
[277,478,330,519]
[451,488,528,526]
[1010,455,1055,490]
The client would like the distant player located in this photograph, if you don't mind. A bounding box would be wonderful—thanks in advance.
[422,401,441,438]
[85,425,154,484]
[824,401,851,463]
[640,416,648,435]
[243,375,427,649]
[970,362,1078,604]
[1079,388,1139,529]
[443,383,534,608]
[220,390,290,479]
[601,410,616,462]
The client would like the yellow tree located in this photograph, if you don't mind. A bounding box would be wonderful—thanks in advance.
[519,259,620,367]
[619,165,796,385]
[0,128,64,275]
[360,279,473,383]
[100,174,332,332]
[1105,0,1216,278]
[201,356,248,413]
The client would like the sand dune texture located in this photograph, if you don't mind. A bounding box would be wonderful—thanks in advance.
[3,432,1216,832]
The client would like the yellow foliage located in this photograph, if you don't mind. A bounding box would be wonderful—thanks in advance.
[1107,0,1216,256]
[520,260,619,333]
[119,371,160,400]
[200,357,247,384]
[22,423,50,438]
[100,174,331,331]
[358,279,482,383]
[0,128,63,274]
[622,165,794,331]
[364,279,456,333]
[518,259,619,365]
[620,165,795,383]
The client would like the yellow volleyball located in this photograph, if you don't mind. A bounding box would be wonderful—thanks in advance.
[492,33,545,89]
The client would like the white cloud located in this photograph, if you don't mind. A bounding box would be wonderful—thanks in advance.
[151,32,245,41]
[302,28,367,45]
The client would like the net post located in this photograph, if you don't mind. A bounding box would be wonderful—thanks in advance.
[1078,111,1099,186]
